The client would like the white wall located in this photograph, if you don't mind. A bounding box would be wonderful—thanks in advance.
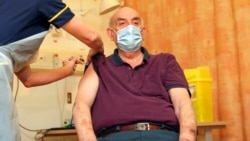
[40,0,117,56]
[14,0,120,140]
[15,75,80,141]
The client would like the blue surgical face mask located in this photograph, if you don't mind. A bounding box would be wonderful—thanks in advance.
[115,25,142,52]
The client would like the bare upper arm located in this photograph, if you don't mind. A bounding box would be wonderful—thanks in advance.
[75,63,99,108]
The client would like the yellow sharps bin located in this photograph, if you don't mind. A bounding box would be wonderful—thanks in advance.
[184,66,213,122]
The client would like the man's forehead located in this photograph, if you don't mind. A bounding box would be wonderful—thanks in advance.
[110,7,141,25]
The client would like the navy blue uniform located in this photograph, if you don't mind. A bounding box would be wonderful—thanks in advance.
[0,0,74,45]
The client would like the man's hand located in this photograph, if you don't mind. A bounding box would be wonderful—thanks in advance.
[179,131,196,141]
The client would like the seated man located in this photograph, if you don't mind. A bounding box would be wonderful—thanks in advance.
[73,6,196,141]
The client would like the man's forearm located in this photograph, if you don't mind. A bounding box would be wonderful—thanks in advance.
[178,102,197,141]
[73,105,97,141]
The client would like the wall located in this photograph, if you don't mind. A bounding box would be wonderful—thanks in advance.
[15,75,80,141]
[125,1,250,141]
[14,0,118,141]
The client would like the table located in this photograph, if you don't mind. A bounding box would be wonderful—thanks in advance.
[42,128,77,136]
[197,121,228,141]
[36,128,78,141]
[37,121,228,141]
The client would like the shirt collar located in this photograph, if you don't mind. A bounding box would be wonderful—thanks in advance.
[111,47,149,66]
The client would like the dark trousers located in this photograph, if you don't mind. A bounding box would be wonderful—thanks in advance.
[98,129,179,141]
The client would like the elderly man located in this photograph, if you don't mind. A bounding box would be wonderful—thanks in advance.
[73,6,196,141]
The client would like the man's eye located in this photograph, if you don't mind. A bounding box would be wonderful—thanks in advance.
[132,22,140,26]
[118,22,126,26]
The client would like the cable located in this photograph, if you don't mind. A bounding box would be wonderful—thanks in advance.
[56,77,68,127]
[19,123,47,141]
[19,124,39,132]
[13,77,40,131]
[14,79,40,130]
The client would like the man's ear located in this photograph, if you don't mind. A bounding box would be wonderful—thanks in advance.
[106,28,115,41]
[141,27,146,40]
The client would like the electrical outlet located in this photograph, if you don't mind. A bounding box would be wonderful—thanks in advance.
[67,92,72,104]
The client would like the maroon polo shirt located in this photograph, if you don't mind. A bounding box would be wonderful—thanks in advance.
[91,47,189,133]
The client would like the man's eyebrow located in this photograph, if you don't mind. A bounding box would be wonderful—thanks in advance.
[116,18,126,22]
[132,17,142,21]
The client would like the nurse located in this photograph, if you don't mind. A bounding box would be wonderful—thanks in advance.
[0,0,104,141]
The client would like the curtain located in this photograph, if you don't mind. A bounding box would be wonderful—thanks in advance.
[125,0,250,141]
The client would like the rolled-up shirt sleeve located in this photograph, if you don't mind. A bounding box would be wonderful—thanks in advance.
[162,54,189,91]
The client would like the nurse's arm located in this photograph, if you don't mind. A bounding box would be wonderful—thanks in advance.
[15,56,79,87]
[62,16,104,57]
